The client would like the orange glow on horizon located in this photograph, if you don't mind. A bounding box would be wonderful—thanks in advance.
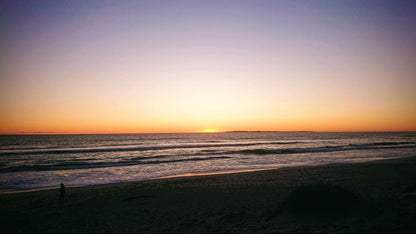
[201,129,219,133]
[1,116,416,135]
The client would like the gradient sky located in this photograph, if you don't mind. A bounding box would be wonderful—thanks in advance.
[1,0,415,134]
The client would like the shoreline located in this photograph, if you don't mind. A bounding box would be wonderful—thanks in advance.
[0,156,408,195]
[0,168,280,195]
[1,155,416,233]
[0,156,405,195]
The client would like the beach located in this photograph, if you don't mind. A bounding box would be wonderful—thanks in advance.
[2,0,415,233]
[1,156,416,233]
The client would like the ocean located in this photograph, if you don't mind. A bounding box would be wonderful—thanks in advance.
[1,132,415,190]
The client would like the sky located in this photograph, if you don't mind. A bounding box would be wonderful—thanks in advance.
[1,0,415,134]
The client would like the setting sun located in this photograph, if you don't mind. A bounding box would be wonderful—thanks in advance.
[201,129,219,133]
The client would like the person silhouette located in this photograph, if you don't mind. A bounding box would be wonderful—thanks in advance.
[59,183,65,201]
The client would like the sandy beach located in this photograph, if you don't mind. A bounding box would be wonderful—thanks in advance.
[1,156,416,233]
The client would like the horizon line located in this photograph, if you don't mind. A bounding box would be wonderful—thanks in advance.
[1,130,416,136]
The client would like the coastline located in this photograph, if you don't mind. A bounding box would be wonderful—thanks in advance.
[0,156,405,195]
[1,156,416,233]
[0,168,275,195]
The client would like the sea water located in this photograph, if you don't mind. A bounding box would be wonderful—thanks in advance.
[1,132,415,190]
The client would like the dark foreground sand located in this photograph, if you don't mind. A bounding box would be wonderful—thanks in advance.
[1,157,416,233]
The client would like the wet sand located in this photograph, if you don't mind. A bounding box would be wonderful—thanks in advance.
[1,156,416,233]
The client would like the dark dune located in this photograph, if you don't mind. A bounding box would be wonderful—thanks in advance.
[1,156,416,233]
[278,183,360,214]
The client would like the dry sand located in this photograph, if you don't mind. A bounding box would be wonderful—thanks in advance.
[1,156,416,233]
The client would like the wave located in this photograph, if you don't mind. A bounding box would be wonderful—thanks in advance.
[1,140,414,173]
[349,141,415,147]
[0,141,302,156]
[0,156,232,173]
[230,143,416,156]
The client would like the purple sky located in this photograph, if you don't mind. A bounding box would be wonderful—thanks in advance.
[1,0,415,133]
